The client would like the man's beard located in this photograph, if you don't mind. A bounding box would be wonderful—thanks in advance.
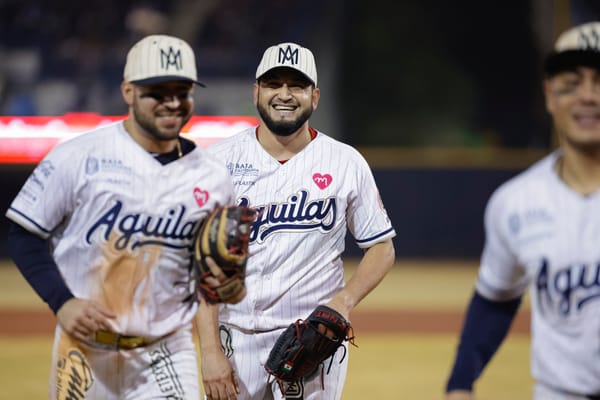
[132,102,191,142]
[257,103,313,137]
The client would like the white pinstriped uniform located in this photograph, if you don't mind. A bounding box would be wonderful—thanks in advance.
[476,151,600,399]
[207,127,396,399]
[6,121,235,400]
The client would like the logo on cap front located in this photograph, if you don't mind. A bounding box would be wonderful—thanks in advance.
[578,27,600,50]
[278,45,299,65]
[160,47,183,71]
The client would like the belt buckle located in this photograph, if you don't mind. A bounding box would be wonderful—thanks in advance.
[95,330,120,350]
[95,330,151,350]
[119,336,146,349]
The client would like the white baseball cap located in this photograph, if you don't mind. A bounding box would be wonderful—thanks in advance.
[545,22,600,76]
[255,42,318,86]
[123,34,205,87]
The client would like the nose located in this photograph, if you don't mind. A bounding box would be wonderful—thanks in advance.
[163,95,181,107]
[577,79,600,102]
[277,84,293,99]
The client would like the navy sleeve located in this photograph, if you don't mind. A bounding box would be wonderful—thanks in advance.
[446,291,522,392]
[7,220,74,314]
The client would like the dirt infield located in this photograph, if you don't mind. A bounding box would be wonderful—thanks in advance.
[0,259,532,337]
[0,308,531,336]
[0,261,534,400]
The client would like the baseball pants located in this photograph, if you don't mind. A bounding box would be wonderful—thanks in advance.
[535,382,600,400]
[218,324,349,400]
[49,324,200,400]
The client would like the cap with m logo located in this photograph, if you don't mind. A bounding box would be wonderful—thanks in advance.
[124,34,205,87]
[544,22,600,76]
[256,42,318,86]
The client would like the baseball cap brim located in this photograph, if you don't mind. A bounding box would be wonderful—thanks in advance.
[130,75,206,87]
[544,49,600,76]
[257,66,315,86]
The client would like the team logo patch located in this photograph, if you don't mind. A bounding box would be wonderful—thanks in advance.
[55,348,93,399]
[278,45,299,65]
[193,187,210,206]
[160,47,183,71]
[85,157,99,175]
[226,162,259,177]
[312,173,332,189]
[509,213,520,234]
[578,26,600,50]
[283,380,304,398]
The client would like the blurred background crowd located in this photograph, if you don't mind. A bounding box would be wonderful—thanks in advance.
[1,0,600,147]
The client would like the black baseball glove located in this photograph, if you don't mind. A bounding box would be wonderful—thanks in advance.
[265,305,355,388]
[192,205,257,304]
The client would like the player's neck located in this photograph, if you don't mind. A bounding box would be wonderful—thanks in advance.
[557,149,600,195]
[256,125,312,161]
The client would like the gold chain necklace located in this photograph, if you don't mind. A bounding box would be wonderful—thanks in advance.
[176,138,182,158]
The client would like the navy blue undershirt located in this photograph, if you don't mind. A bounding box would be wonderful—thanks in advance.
[7,136,197,314]
[7,221,73,314]
[446,291,522,392]
[153,136,195,165]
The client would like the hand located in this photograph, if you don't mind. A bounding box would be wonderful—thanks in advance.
[446,390,474,400]
[56,298,116,341]
[201,256,247,304]
[201,346,240,400]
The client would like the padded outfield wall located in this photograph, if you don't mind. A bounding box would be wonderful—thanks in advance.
[0,146,547,259]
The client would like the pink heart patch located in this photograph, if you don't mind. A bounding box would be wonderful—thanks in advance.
[312,173,332,189]
[193,188,210,207]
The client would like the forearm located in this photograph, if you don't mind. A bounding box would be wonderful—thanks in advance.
[7,221,74,313]
[330,239,395,317]
[195,299,240,396]
[195,299,222,354]
[446,291,521,392]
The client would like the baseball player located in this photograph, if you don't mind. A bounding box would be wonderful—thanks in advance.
[446,22,600,400]
[5,34,236,399]
[198,42,397,400]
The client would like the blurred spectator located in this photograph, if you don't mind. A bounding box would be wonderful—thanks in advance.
[0,0,321,116]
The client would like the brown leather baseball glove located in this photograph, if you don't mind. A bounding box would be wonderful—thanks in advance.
[192,205,257,304]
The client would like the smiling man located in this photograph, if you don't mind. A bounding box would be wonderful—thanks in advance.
[5,34,241,399]
[199,42,396,400]
[445,21,600,400]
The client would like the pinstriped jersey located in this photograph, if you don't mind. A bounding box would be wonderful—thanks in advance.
[6,122,235,338]
[207,128,396,331]
[476,151,600,394]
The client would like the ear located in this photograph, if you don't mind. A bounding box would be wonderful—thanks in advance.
[312,87,321,111]
[543,79,555,114]
[253,82,259,106]
[121,81,135,106]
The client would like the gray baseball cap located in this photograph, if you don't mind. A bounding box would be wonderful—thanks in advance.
[545,22,600,76]
[256,42,318,86]
[124,35,206,87]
